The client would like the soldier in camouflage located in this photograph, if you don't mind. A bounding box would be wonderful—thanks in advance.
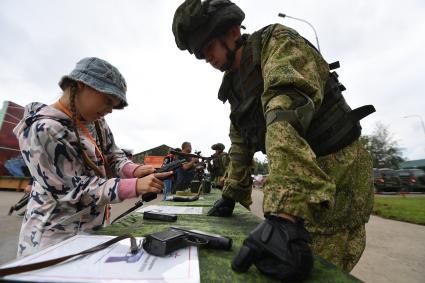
[173,0,375,280]
[207,143,230,189]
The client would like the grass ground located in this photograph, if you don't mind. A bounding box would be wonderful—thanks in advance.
[373,195,425,225]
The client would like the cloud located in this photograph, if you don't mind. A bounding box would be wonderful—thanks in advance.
[1,0,424,161]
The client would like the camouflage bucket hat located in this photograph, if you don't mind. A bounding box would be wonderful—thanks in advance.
[59,57,128,109]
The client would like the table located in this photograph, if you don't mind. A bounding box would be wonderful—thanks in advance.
[98,189,362,283]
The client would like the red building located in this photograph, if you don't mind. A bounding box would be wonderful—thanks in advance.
[0,101,25,176]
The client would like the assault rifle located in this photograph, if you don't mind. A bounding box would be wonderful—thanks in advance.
[169,150,213,161]
[170,150,213,182]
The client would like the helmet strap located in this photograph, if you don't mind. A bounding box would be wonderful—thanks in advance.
[218,36,245,72]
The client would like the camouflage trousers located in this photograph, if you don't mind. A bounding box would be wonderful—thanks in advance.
[310,225,366,272]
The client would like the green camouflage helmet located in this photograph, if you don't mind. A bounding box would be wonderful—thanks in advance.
[212,143,225,150]
[172,0,245,59]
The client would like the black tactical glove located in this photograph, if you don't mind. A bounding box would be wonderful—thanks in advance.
[207,195,235,217]
[232,214,313,281]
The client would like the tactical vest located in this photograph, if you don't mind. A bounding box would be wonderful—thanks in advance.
[218,26,375,157]
[212,152,228,176]
[218,33,267,153]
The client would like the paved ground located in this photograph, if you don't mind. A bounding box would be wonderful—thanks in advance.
[351,215,425,283]
[250,189,425,283]
[1,189,424,283]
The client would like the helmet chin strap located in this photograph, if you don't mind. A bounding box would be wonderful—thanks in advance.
[218,36,246,72]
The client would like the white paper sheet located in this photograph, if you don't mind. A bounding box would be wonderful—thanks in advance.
[2,235,200,283]
[136,205,203,215]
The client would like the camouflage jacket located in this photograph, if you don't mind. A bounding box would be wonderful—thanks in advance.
[13,102,135,257]
[221,24,373,233]
[219,151,230,176]
[209,152,230,176]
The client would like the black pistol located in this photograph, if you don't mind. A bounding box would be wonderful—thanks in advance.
[142,159,187,202]
[142,227,232,256]
[170,227,232,250]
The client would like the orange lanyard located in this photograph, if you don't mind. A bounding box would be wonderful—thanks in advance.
[54,100,111,225]
[53,101,106,165]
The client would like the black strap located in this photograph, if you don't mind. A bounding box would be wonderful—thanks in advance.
[250,27,269,67]
[328,61,340,70]
[8,193,30,215]
[230,153,252,164]
[111,200,144,224]
[266,109,299,128]
[111,192,157,224]
[350,105,376,121]
[313,105,376,155]
[0,234,135,277]
[306,100,347,140]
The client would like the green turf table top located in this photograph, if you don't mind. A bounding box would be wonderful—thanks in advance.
[97,189,361,283]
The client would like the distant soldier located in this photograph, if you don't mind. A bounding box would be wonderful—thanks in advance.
[207,143,229,189]
[173,0,375,280]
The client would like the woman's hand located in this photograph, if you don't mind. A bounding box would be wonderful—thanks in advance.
[133,165,155,178]
[136,172,173,195]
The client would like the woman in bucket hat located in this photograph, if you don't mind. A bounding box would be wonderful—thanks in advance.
[13,57,172,258]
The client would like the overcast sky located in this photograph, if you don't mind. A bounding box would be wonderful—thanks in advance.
[1,0,424,161]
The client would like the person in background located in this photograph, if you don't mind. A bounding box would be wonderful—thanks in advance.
[13,57,171,258]
[207,143,229,189]
[174,142,199,192]
[162,150,175,199]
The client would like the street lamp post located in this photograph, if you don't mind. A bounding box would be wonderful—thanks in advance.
[403,115,425,136]
[278,13,321,53]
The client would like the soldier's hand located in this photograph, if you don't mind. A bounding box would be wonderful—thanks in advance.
[207,195,235,217]
[133,165,155,178]
[136,172,173,195]
[232,214,313,281]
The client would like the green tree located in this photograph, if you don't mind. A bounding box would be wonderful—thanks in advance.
[253,157,269,175]
[361,122,405,169]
